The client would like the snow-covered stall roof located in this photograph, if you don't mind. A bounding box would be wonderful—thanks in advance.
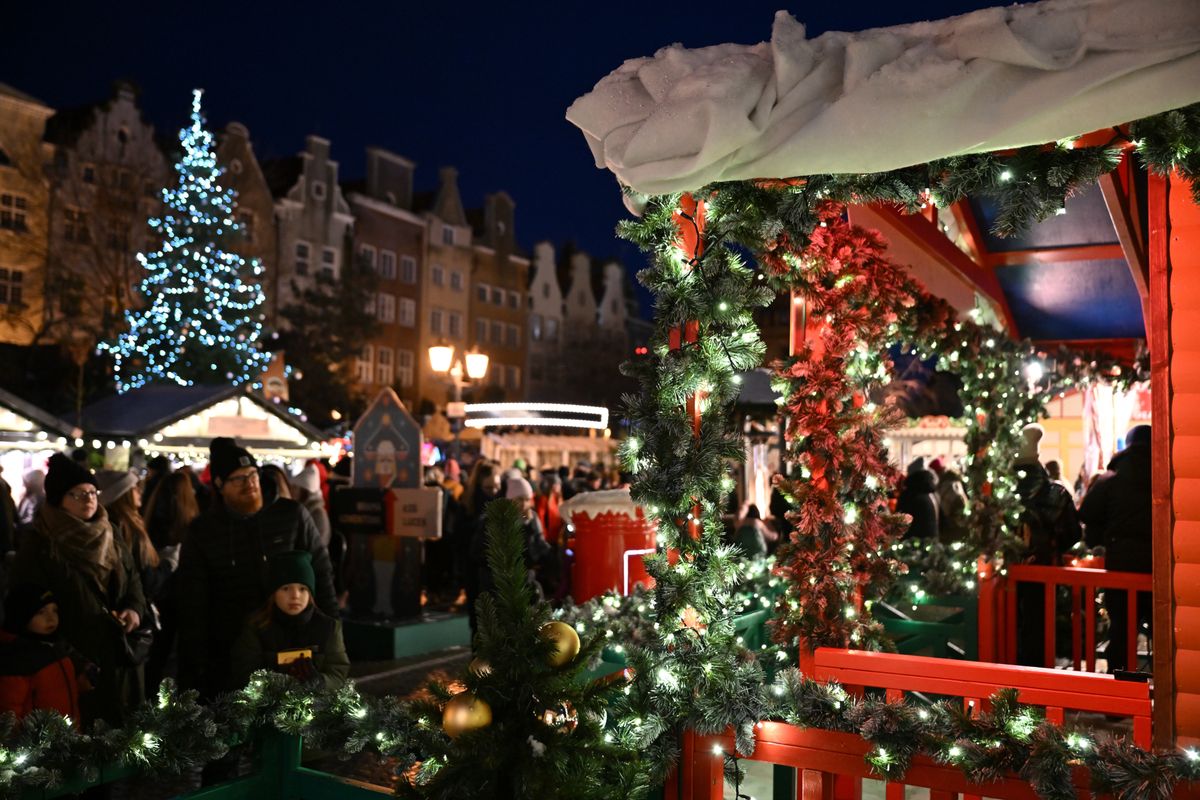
[567,0,1200,195]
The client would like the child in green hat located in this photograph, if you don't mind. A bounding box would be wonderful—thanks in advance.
[230,551,349,689]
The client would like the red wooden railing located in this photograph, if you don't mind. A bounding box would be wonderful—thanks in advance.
[978,563,1153,672]
[812,647,1152,748]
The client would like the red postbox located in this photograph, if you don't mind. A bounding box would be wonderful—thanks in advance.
[562,489,658,603]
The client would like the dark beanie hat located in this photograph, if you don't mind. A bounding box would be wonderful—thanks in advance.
[3,585,56,633]
[1126,425,1152,449]
[44,452,97,508]
[268,551,316,594]
[209,436,256,486]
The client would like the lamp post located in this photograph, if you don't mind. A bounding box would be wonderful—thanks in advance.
[428,344,489,461]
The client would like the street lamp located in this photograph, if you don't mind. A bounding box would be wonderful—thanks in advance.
[428,344,489,460]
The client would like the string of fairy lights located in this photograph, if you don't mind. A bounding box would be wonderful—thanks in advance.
[99,89,271,393]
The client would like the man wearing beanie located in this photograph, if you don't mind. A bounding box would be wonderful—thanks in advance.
[175,437,337,698]
[1079,425,1153,671]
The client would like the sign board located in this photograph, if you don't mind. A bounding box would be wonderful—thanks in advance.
[329,487,386,536]
[385,487,444,539]
[207,416,271,438]
[352,388,421,489]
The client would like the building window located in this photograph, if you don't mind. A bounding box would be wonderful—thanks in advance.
[508,291,519,309]
[490,287,503,305]
[507,365,520,390]
[0,269,23,306]
[311,181,326,200]
[400,255,417,284]
[360,244,376,268]
[450,270,463,291]
[321,246,338,278]
[490,320,503,345]
[62,207,87,241]
[505,324,519,348]
[2,194,30,233]
[476,318,487,343]
[542,283,550,299]
[476,284,488,303]
[398,297,416,327]
[295,241,310,276]
[363,292,377,317]
[442,226,455,246]
[397,350,414,387]
[237,211,255,244]
[376,347,394,385]
[379,250,396,280]
[356,345,373,384]
[432,264,445,287]
[495,367,506,389]
[377,293,396,323]
[449,311,463,339]
[545,318,559,342]
[81,163,96,183]
[530,313,542,341]
[430,308,444,335]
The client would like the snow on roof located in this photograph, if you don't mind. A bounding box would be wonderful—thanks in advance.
[567,0,1200,195]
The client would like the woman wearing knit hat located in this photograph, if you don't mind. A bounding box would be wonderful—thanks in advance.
[11,453,147,727]
[229,551,348,690]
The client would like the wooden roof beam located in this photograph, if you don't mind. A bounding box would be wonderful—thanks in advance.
[1098,152,1150,339]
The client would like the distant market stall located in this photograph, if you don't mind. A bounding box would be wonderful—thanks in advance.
[80,384,334,466]
[0,387,80,505]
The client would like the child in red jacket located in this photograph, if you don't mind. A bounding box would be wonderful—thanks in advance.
[0,585,82,727]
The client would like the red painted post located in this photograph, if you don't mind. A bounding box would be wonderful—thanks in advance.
[802,769,834,800]
[1043,579,1056,669]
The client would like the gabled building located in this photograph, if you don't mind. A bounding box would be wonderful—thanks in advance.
[346,148,426,410]
[43,82,168,347]
[526,241,565,401]
[468,191,529,402]
[217,121,277,324]
[416,167,474,410]
[0,83,53,345]
[262,135,354,320]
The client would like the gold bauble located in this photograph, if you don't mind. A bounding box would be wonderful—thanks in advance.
[442,692,492,739]
[468,657,493,678]
[539,621,581,668]
[536,699,578,734]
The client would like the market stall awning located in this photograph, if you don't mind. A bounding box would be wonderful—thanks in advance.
[0,387,81,450]
[567,1,1200,195]
[80,385,330,462]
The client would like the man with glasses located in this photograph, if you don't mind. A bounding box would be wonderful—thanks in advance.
[176,437,337,699]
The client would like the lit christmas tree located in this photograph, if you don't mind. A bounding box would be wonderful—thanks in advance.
[101,89,270,392]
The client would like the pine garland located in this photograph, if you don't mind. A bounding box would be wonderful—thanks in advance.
[615,192,775,775]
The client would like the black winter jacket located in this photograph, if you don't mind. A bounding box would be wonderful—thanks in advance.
[1016,461,1082,564]
[1079,443,1152,573]
[898,469,940,540]
[175,497,337,695]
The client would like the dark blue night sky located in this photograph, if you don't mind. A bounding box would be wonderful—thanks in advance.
[3,1,1016,315]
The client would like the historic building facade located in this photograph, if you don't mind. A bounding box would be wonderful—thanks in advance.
[0,84,53,345]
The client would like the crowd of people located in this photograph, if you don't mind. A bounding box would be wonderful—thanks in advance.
[890,423,1153,671]
[0,440,637,733]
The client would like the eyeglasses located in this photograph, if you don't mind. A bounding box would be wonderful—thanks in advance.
[225,471,260,487]
[67,488,99,502]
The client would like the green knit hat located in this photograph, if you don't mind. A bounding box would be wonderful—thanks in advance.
[268,551,316,595]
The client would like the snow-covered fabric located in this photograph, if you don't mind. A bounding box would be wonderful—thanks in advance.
[560,488,642,523]
[567,0,1200,195]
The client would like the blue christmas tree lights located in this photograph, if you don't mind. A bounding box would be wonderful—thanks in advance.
[100,89,271,392]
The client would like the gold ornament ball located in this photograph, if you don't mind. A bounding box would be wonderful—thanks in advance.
[467,657,493,678]
[539,621,581,667]
[442,692,492,739]
[537,699,578,734]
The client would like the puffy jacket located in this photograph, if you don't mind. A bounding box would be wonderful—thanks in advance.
[11,516,145,727]
[898,469,940,540]
[229,604,349,691]
[175,497,337,695]
[0,631,80,725]
[1079,443,1152,572]
[1016,461,1082,564]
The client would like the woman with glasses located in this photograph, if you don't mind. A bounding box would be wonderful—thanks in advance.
[10,453,146,728]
